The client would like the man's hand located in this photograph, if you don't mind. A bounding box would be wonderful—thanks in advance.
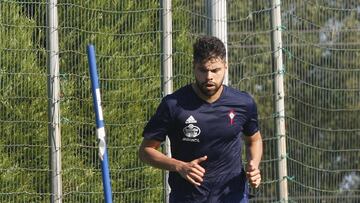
[246,160,261,188]
[177,156,207,186]
[139,139,208,186]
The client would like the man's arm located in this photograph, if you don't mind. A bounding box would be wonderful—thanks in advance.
[243,131,263,188]
[138,138,207,186]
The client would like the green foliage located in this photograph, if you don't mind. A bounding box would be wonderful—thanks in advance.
[1,0,359,202]
[0,1,49,202]
[282,0,360,199]
[58,0,164,202]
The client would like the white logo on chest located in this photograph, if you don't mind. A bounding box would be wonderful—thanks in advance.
[185,115,197,124]
[183,124,201,138]
[182,115,201,142]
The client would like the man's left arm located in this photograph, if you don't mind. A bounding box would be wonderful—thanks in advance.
[243,131,263,188]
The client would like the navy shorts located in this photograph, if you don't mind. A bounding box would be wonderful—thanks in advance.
[169,172,249,203]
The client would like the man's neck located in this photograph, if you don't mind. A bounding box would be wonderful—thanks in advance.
[191,83,224,104]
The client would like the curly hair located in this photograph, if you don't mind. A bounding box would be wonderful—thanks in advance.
[193,35,226,64]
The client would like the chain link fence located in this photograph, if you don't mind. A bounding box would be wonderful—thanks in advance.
[1,0,359,202]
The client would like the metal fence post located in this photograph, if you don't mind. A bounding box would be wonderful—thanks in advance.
[161,0,173,202]
[270,0,288,202]
[47,0,62,202]
[207,0,228,85]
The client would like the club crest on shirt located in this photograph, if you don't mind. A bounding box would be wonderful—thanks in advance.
[182,115,201,142]
[228,110,235,125]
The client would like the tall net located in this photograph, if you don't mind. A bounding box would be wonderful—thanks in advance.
[57,0,163,202]
[282,0,360,202]
[1,0,164,202]
[0,1,49,202]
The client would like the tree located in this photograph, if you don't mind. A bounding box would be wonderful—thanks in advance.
[0,2,49,202]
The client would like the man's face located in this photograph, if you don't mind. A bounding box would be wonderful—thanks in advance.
[193,57,227,97]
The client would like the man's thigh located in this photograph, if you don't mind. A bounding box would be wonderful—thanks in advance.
[208,173,249,203]
[169,194,208,203]
[169,186,209,203]
[208,191,249,203]
[170,188,249,203]
[169,173,248,203]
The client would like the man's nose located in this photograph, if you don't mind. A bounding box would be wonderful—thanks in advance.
[206,71,213,80]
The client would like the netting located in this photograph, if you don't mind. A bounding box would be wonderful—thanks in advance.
[1,0,164,202]
[0,0,359,202]
[282,0,360,202]
[0,0,49,202]
[57,0,163,202]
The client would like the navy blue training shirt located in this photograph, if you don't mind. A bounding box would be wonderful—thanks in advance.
[143,84,259,180]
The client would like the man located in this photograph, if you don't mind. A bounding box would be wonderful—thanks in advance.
[139,36,263,203]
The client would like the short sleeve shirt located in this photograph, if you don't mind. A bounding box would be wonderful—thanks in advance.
[143,84,259,178]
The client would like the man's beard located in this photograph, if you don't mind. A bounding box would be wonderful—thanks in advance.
[195,79,223,97]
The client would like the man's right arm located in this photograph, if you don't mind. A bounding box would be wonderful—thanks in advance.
[138,138,207,186]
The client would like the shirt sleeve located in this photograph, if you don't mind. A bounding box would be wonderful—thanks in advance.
[243,95,259,136]
[142,97,172,142]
